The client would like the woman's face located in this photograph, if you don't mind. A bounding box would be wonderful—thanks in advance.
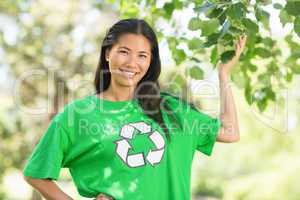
[105,33,152,88]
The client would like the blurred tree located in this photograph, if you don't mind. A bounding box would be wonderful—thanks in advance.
[0,0,299,200]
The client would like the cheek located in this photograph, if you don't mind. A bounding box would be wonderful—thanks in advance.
[140,59,151,71]
[139,62,150,75]
[110,54,127,67]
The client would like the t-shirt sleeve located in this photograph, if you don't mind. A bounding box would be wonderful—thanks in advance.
[161,92,221,156]
[23,113,71,180]
[184,105,221,156]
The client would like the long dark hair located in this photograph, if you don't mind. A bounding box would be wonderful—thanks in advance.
[94,18,178,142]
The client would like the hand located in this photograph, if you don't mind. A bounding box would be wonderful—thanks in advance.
[219,35,247,76]
[95,193,113,200]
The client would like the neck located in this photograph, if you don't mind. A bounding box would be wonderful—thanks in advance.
[102,82,136,101]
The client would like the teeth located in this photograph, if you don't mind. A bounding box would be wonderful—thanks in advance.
[120,69,135,75]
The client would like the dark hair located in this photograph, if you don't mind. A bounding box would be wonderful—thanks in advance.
[94,18,179,142]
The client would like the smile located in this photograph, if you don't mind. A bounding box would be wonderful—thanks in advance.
[118,68,137,78]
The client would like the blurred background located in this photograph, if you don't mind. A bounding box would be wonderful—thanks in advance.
[0,0,300,199]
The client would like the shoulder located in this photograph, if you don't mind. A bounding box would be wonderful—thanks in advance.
[53,95,96,124]
[160,91,197,111]
[65,95,96,111]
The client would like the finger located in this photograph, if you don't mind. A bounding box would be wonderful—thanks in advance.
[241,38,247,51]
[97,197,111,200]
[239,35,247,51]
[96,194,112,200]
[236,41,241,52]
[239,37,243,45]
[242,35,247,45]
[238,40,242,50]
[240,36,245,45]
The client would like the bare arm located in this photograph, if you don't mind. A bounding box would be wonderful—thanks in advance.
[24,176,114,200]
[23,176,73,200]
[216,35,247,143]
[217,72,240,143]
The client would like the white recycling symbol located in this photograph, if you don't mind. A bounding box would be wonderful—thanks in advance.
[114,121,165,168]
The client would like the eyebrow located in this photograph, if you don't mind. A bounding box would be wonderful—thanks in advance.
[118,46,150,55]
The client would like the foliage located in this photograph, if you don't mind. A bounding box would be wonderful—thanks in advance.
[0,0,299,199]
[102,0,300,112]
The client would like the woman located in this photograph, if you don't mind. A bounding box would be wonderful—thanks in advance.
[23,18,246,200]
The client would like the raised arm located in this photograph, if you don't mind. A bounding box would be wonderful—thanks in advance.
[24,176,73,200]
[216,35,247,143]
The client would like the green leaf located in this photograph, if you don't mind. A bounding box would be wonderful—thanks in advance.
[242,18,259,34]
[255,8,270,29]
[258,74,270,85]
[279,9,293,26]
[188,38,203,50]
[191,57,201,63]
[220,33,234,46]
[194,2,216,14]
[285,72,293,82]
[255,47,272,58]
[291,64,300,74]
[187,66,204,80]
[220,20,231,38]
[163,3,175,19]
[267,61,279,73]
[173,49,186,65]
[198,19,220,36]
[206,8,223,19]
[257,99,267,112]
[173,0,183,9]
[257,0,272,5]
[217,9,227,25]
[245,84,253,105]
[261,37,274,47]
[285,35,300,51]
[188,17,202,31]
[169,73,186,93]
[167,36,178,49]
[273,3,283,10]
[294,17,300,37]
[265,88,275,101]
[285,1,300,16]
[231,72,247,89]
[220,50,235,64]
[248,63,257,72]
[226,2,246,19]
[203,33,221,47]
[228,25,244,35]
[210,46,218,67]
[193,0,204,4]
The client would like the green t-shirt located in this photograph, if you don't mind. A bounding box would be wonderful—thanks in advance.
[23,92,221,200]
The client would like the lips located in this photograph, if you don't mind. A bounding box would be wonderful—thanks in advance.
[119,68,137,74]
[118,68,137,78]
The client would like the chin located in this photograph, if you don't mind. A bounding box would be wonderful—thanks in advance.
[117,79,138,87]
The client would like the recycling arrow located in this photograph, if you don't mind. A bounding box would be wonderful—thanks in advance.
[127,153,145,167]
[120,125,135,139]
[146,149,164,166]
[129,122,151,134]
[114,139,131,163]
[149,131,165,149]
[114,121,165,168]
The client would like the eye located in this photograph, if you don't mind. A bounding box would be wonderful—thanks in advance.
[119,50,128,54]
[139,54,147,58]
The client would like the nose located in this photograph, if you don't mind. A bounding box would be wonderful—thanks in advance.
[126,55,139,69]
